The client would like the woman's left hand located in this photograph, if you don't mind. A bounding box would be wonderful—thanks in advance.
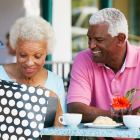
[37,85,59,98]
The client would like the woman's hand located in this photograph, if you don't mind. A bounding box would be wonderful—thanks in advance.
[37,85,59,98]
[37,85,69,140]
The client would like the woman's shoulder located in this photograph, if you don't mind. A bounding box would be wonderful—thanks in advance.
[47,70,63,82]
[0,64,13,72]
[0,64,15,81]
[44,70,64,93]
[2,63,16,68]
[2,63,16,75]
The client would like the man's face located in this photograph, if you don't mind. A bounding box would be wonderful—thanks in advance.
[87,22,118,64]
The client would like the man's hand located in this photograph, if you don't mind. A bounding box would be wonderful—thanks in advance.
[132,106,140,115]
[67,102,111,123]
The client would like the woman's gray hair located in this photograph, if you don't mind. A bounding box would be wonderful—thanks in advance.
[9,16,56,54]
[89,8,128,39]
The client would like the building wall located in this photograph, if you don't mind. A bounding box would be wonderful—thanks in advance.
[0,0,25,64]
[52,0,72,77]
[0,0,72,67]
[52,0,72,62]
[113,0,129,21]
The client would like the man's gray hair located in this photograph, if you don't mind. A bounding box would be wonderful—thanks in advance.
[89,8,128,39]
[10,16,56,54]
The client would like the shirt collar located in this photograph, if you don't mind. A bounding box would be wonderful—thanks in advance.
[125,40,137,68]
[104,57,126,73]
[97,40,137,70]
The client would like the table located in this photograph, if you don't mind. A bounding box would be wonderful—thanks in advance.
[40,123,140,139]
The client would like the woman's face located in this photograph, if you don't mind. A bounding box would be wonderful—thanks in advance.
[16,39,48,78]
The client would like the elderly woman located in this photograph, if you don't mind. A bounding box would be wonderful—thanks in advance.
[0,17,68,140]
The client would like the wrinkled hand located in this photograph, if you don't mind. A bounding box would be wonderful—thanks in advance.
[37,85,69,140]
[37,85,49,90]
[132,106,140,115]
[37,85,59,98]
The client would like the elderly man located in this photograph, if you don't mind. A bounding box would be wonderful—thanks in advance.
[67,8,140,140]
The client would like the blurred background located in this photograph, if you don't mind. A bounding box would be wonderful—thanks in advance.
[0,0,140,91]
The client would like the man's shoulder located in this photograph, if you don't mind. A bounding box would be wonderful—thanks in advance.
[129,43,140,56]
[126,42,140,65]
[75,49,92,60]
[129,42,140,51]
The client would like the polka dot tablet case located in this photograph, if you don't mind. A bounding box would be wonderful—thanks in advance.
[0,80,58,140]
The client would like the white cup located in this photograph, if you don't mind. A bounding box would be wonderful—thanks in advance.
[123,115,140,130]
[58,113,82,127]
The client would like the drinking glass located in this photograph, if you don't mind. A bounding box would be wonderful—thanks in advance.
[111,105,132,123]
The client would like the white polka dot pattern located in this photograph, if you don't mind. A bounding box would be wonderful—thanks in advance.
[1,124,7,131]
[0,115,5,122]
[2,133,9,140]
[17,101,24,108]
[31,96,38,103]
[33,131,39,138]
[39,98,45,105]
[8,126,15,133]
[6,116,12,124]
[33,105,40,112]
[0,80,50,140]
[19,136,25,140]
[28,87,35,93]
[11,135,17,140]
[14,92,21,99]
[25,103,32,110]
[22,120,29,127]
[20,84,27,91]
[14,118,20,125]
[24,129,31,136]
[22,94,29,101]
[6,90,13,97]
[0,89,5,96]
[36,88,43,95]
[9,99,15,107]
[19,110,26,118]
[28,139,33,140]
[4,85,10,88]
[30,121,37,128]
[16,127,23,135]
[1,98,7,105]
[38,123,44,130]
[3,107,10,114]
[45,91,50,97]
[0,106,2,112]
[11,109,18,116]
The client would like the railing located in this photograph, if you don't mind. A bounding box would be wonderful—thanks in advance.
[44,61,73,92]
[128,34,140,46]
[0,61,73,92]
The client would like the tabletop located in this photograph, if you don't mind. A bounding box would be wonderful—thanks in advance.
[40,123,140,138]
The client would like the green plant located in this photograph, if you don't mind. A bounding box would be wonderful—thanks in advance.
[125,88,140,107]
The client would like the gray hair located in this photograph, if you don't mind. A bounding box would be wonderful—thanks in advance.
[9,16,56,54]
[89,8,128,39]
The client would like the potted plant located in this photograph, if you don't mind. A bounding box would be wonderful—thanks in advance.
[110,88,140,123]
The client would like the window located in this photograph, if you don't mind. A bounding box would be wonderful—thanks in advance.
[71,0,98,59]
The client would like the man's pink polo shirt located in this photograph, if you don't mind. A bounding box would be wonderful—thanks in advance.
[67,40,140,110]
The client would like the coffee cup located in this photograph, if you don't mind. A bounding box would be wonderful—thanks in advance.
[58,113,82,127]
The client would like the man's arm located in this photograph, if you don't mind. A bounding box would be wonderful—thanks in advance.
[132,106,140,115]
[67,102,111,123]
